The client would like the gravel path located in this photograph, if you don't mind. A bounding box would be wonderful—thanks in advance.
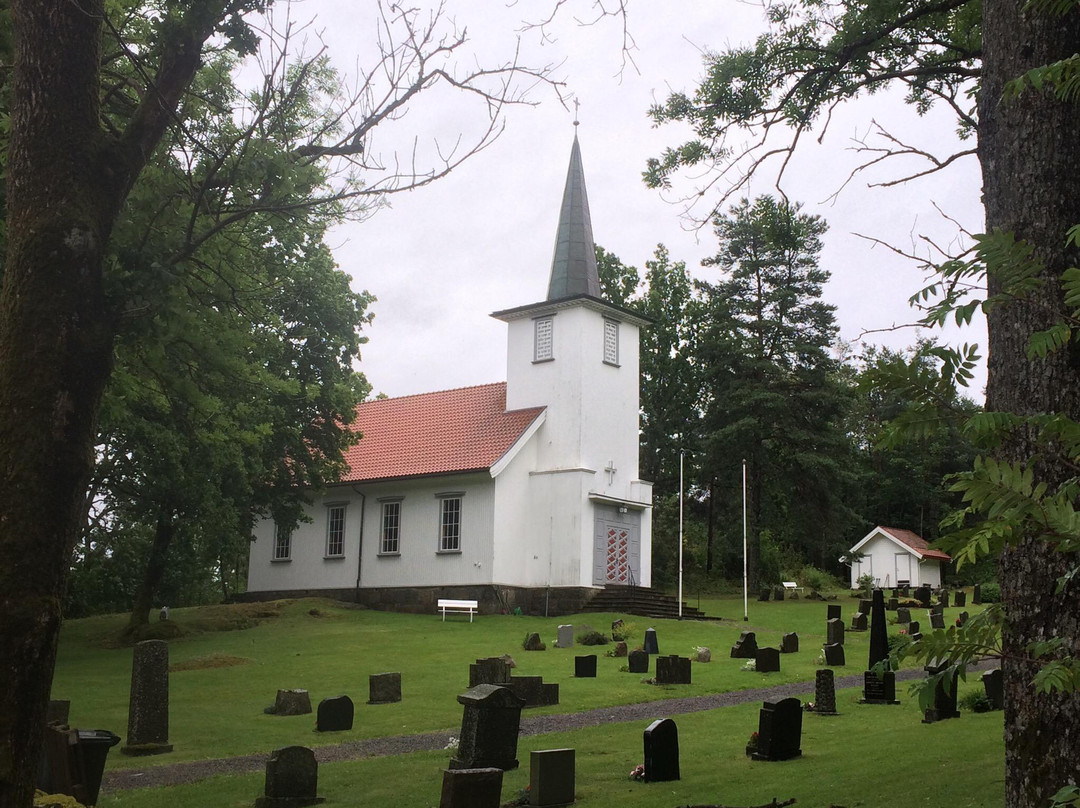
[102,661,993,793]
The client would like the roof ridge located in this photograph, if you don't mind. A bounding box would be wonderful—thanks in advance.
[362,381,505,405]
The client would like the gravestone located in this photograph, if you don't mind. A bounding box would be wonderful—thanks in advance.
[695,647,712,663]
[957,611,969,627]
[267,689,312,717]
[868,589,889,670]
[826,618,845,646]
[972,584,982,605]
[46,700,70,725]
[643,628,660,655]
[758,588,771,602]
[524,633,545,651]
[915,586,932,607]
[122,640,173,755]
[315,696,354,732]
[255,746,325,808]
[529,748,575,807]
[628,649,649,673]
[850,612,867,632]
[823,643,845,666]
[827,604,842,621]
[931,602,945,617]
[896,607,912,624]
[613,641,628,658]
[555,625,574,649]
[954,591,966,607]
[773,585,785,602]
[930,613,946,631]
[655,655,692,685]
[730,631,758,659]
[751,698,802,761]
[643,718,679,782]
[368,672,402,704]
[887,597,899,611]
[451,684,525,771]
[574,656,597,678]
[922,662,961,723]
[982,668,1004,710]
[860,671,899,704]
[506,676,559,707]
[859,598,874,616]
[439,767,504,808]
[813,669,838,715]
[908,620,921,636]
[938,590,950,608]
[755,648,780,673]
[780,633,799,654]
[899,585,910,597]
[470,657,512,688]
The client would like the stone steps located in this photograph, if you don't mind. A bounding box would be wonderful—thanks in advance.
[582,585,713,620]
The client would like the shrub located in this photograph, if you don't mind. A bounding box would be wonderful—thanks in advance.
[610,621,637,642]
[979,582,1001,603]
[577,630,610,646]
[856,573,875,596]
[960,690,994,713]
[799,565,842,593]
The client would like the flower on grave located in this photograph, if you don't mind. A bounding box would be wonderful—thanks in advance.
[742,659,757,672]
[899,628,907,635]
[955,618,963,627]
[746,731,760,750]
[444,736,459,751]
[629,763,646,781]
[804,701,815,712]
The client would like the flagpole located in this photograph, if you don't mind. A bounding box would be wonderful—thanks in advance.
[678,449,684,619]
[743,458,748,622]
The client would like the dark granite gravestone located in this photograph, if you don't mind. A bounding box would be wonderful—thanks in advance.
[529,748,575,807]
[643,718,680,782]
[931,602,945,616]
[574,656,597,678]
[823,643,845,666]
[450,684,525,771]
[868,589,889,670]
[850,612,868,632]
[957,611,969,627]
[938,590,950,608]
[909,631,923,642]
[908,620,921,636]
[315,696,354,732]
[439,767,504,808]
[122,640,173,755]
[826,618,845,646]
[758,588,771,602]
[751,697,802,761]
[982,668,1004,710]
[899,585,910,597]
[730,631,758,659]
[915,586,932,607]
[773,585,785,602]
[368,672,402,704]
[860,671,899,705]
[643,628,660,655]
[524,633,545,651]
[628,649,649,673]
[613,641,628,658]
[255,745,325,808]
[555,625,574,649]
[930,613,946,630]
[655,655,692,685]
[813,669,838,715]
[471,657,512,687]
[827,604,842,621]
[267,689,312,716]
[896,607,912,624]
[506,676,559,708]
[859,598,874,616]
[780,633,799,654]
[922,662,961,723]
[972,584,982,605]
[954,591,966,607]
[887,597,899,611]
[755,648,780,673]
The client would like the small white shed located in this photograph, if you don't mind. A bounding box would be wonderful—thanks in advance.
[848,526,951,589]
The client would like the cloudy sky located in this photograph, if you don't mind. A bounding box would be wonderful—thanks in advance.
[290,1,985,400]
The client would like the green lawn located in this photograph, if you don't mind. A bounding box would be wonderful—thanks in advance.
[50,594,1004,806]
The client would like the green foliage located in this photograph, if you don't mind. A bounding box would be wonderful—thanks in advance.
[577,630,610,646]
[959,689,994,713]
[978,581,1001,602]
[856,573,875,597]
[610,622,637,642]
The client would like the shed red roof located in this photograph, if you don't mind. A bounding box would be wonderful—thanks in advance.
[880,526,952,562]
[341,382,544,483]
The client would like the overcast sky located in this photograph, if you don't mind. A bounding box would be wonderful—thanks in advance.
[289,1,986,400]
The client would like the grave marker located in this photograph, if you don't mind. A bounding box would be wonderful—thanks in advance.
[823,643,845,666]
[827,604,842,621]
[451,684,525,771]
[922,662,961,723]
[555,625,574,649]
[954,591,967,607]
[850,612,867,632]
[613,641,628,658]
[643,718,679,782]
[643,628,660,655]
[755,648,780,673]
[368,672,402,705]
[122,640,173,755]
[628,650,649,674]
[439,767,503,808]
[470,658,511,688]
[529,748,575,807]
[751,698,802,761]
[255,746,325,808]
[780,633,799,654]
[930,613,946,630]
[655,655,692,685]
[730,631,758,659]
[982,668,1004,710]
[972,584,982,605]
[315,696,354,732]
[574,656,597,678]
[813,669,838,715]
[826,618,845,646]
[896,607,912,624]
[267,689,312,717]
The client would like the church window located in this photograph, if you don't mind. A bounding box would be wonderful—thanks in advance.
[534,316,554,362]
[273,522,292,561]
[325,503,346,557]
[603,319,619,365]
[438,494,463,552]
[380,499,402,555]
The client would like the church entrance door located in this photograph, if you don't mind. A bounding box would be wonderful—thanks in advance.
[593,515,640,585]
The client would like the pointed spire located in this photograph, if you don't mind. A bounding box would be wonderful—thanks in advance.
[546,130,601,300]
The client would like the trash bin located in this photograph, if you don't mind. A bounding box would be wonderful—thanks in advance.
[74,729,121,806]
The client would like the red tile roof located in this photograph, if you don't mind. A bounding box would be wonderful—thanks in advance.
[880,526,952,562]
[341,382,544,483]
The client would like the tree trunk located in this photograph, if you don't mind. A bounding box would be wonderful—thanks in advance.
[127,513,176,632]
[980,5,1080,806]
[0,3,119,806]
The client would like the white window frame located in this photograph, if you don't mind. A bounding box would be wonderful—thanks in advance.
[603,318,620,366]
[273,522,292,561]
[534,315,554,362]
[437,493,463,553]
[325,503,347,558]
[379,498,403,555]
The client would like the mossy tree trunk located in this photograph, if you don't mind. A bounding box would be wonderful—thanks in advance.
[980,5,1080,806]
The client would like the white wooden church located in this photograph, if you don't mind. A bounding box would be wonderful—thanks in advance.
[246,133,654,614]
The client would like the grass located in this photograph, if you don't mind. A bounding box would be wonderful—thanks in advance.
[51,594,1003,806]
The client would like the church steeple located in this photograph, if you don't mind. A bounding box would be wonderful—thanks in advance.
[546,131,602,300]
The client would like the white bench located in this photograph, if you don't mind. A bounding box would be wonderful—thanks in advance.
[782,581,804,595]
[438,598,478,622]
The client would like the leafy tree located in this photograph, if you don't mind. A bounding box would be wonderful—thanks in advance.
[0,2,560,804]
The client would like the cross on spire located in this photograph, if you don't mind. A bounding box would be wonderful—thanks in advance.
[573,98,580,127]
